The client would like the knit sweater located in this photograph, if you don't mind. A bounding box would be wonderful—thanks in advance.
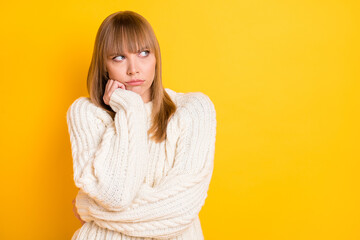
[66,87,217,240]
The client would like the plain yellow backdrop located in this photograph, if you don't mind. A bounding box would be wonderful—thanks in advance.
[0,0,359,239]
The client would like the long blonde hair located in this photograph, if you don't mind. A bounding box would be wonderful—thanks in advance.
[87,10,176,143]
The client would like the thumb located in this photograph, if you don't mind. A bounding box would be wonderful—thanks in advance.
[116,81,126,90]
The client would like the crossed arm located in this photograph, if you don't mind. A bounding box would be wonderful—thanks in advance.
[66,89,217,239]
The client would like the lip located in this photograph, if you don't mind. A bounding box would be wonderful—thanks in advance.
[126,79,145,86]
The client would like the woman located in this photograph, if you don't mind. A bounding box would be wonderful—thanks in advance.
[66,10,217,240]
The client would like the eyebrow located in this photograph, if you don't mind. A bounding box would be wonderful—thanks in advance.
[108,47,150,57]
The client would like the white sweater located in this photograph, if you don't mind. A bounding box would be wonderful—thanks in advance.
[66,88,217,240]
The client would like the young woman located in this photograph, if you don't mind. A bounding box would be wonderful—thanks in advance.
[66,10,217,240]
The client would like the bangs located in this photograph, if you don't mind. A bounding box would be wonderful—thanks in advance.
[103,18,155,57]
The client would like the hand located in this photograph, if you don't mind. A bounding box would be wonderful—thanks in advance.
[103,79,126,105]
[72,198,86,225]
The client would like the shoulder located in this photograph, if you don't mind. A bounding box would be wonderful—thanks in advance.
[165,88,216,123]
[66,97,113,126]
[166,88,215,112]
[66,97,94,118]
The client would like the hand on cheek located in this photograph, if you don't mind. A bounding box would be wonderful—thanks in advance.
[103,79,127,105]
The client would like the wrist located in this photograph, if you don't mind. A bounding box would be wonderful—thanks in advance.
[109,88,144,112]
[75,191,92,222]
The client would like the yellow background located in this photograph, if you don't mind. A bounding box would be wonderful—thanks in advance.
[0,0,359,239]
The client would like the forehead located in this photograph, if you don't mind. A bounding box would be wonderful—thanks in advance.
[104,28,153,56]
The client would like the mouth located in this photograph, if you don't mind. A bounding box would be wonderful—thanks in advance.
[126,79,145,86]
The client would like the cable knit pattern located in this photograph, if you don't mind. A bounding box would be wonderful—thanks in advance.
[66,88,217,240]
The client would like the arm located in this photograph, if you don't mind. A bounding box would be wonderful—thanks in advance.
[75,92,217,239]
[66,88,150,211]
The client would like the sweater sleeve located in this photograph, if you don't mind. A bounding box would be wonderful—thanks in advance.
[66,88,150,211]
[74,92,217,239]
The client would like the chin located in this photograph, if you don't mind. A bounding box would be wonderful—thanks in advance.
[126,86,142,94]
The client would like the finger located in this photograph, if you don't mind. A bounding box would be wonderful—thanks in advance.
[114,80,122,89]
[110,81,122,95]
[118,81,126,90]
[106,79,113,93]
[105,79,110,92]
[115,80,126,90]
[104,80,114,104]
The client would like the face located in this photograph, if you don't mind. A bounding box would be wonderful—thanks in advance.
[105,48,156,103]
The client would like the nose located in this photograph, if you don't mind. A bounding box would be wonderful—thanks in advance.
[127,55,139,75]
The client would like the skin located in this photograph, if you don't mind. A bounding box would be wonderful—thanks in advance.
[72,48,156,225]
[103,48,156,104]
[72,199,85,225]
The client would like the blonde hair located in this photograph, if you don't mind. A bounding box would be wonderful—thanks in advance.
[87,10,176,143]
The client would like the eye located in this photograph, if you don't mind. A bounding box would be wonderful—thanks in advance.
[139,50,150,56]
[112,55,125,61]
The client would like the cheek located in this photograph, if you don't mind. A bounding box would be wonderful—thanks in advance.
[108,65,125,77]
[143,64,154,76]
[148,59,156,76]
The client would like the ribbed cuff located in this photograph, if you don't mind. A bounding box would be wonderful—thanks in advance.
[75,191,92,222]
[109,88,144,112]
